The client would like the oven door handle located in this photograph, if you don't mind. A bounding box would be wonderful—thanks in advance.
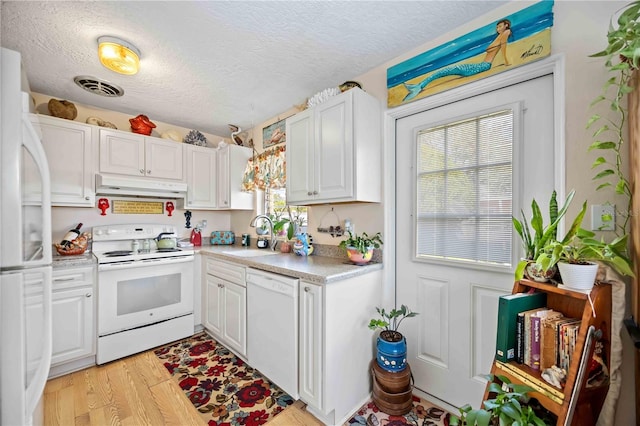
[98,256,194,271]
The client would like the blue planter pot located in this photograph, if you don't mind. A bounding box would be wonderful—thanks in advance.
[376,333,407,372]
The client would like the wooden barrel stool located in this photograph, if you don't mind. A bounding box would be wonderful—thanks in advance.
[370,360,413,415]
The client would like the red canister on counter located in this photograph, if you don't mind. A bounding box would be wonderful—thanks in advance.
[190,228,202,246]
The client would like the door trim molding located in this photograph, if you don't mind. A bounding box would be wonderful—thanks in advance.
[383,54,566,306]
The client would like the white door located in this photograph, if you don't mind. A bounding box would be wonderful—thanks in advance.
[99,129,145,177]
[204,274,223,335]
[144,137,183,180]
[31,115,95,207]
[185,145,217,209]
[222,280,246,356]
[51,286,94,365]
[216,145,229,208]
[315,93,353,202]
[286,109,314,204]
[396,74,556,407]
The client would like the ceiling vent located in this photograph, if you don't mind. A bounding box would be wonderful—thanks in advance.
[73,75,124,97]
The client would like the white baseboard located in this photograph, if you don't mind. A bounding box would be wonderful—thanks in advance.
[48,356,96,379]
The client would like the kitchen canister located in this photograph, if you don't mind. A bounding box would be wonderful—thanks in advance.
[210,231,235,245]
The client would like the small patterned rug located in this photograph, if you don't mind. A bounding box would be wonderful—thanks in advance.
[154,333,294,426]
[346,395,450,426]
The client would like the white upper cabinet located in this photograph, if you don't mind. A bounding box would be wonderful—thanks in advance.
[286,88,381,205]
[183,143,253,210]
[184,144,218,209]
[30,114,96,207]
[99,128,183,180]
[217,144,253,210]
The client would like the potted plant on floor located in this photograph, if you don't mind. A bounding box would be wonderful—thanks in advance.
[512,190,577,282]
[369,305,418,372]
[339,230,383,265]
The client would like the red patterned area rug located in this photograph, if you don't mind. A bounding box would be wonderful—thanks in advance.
[154,333,294,426]
[345,395,451,426]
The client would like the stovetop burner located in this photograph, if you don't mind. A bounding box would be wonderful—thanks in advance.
[104,250,133,257]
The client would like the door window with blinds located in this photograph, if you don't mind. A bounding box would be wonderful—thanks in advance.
[415,106,518,267]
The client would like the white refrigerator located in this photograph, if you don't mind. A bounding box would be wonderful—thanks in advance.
[1,47,53,426]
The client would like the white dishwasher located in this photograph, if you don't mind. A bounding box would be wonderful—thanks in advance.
[246,268,299,399]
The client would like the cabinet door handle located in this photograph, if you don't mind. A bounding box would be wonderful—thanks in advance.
[147,170,151,174]
[53,277,75,282]
[85,196,90,200]
[313,191,318,195]
[85,293,92,298]
[307,191,313,196]
[304,286,311,292]
[139,169,145,174]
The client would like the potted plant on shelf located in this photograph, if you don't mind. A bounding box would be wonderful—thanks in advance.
[536,228,634,290]
[369,305,418,372]
[449,375,548,426]
[338,230,383,265]
[512,190,577,282]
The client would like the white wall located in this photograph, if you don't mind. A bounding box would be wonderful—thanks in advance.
[51,205,231,245]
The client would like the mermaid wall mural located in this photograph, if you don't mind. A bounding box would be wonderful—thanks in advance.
[387,0,554,107]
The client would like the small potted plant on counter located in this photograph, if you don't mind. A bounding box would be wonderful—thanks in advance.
[369,305,418,372]
[338,230,383,265]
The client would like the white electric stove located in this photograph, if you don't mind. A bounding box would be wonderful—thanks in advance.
[92,224,194,364]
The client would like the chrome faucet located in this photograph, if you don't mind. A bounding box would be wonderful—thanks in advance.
[249,214,277,250]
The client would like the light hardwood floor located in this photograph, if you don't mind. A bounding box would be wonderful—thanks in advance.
[44,350,323,426]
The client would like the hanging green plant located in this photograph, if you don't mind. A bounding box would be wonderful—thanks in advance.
[587,1,640,237]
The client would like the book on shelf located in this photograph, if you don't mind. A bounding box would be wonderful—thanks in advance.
[530,310,563,371]
[541,315,568,371]
[559,319,581,371]
[495,292,547,363]
[522,308,552,367]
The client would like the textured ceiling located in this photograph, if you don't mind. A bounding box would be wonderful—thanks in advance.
[1,1,505,137]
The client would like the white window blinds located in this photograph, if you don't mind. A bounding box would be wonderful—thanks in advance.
[416,109,513,266]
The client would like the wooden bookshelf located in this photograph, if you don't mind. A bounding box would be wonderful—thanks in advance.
[483,279,612,426]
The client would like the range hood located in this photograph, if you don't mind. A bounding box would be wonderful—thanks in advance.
[96,174,187,199]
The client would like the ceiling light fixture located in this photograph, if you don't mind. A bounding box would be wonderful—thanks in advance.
[97,36,140,75]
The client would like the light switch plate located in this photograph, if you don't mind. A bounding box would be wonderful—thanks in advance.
[591,204,615,231]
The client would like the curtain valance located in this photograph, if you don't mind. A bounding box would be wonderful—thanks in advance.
[241,145,286,191]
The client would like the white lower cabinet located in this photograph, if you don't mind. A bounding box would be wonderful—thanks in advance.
[299,270,382,425]
[203,257,247,358]
[50,265,96,377]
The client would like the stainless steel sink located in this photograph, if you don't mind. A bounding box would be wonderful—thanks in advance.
[222,249,279,258]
